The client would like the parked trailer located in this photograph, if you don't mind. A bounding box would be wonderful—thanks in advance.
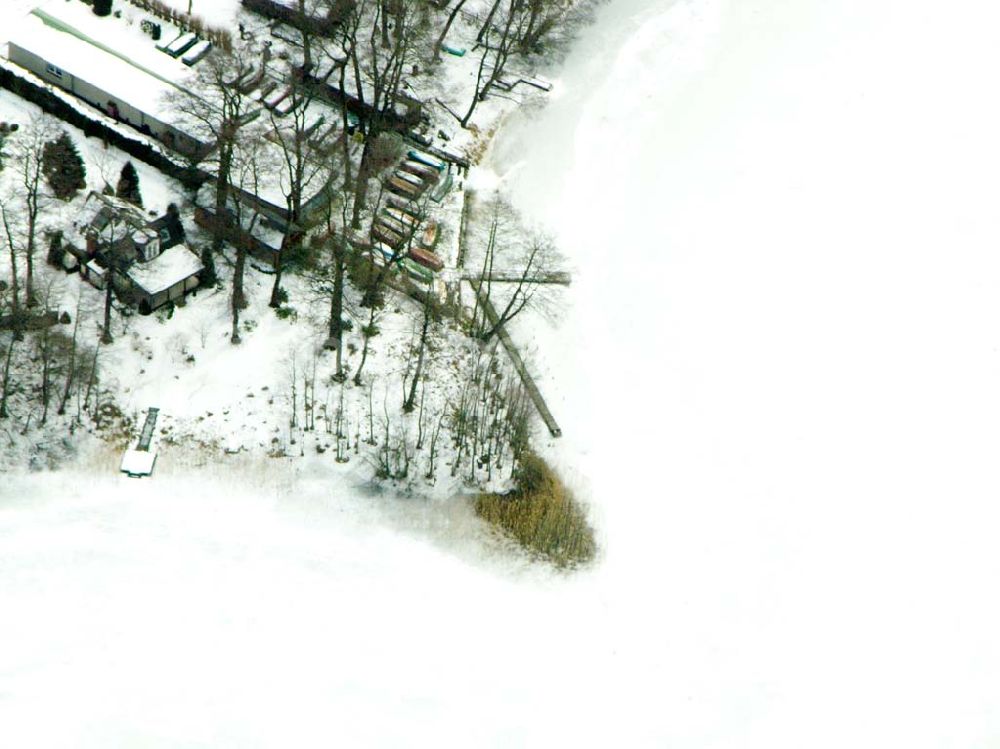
[265,86,292,109]
[372,242,399,263]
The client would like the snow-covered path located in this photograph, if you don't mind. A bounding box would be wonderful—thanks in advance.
[4,0,1000,746]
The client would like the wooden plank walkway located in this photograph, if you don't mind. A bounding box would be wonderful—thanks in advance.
[469,281,562,438]
[136,407,159,452]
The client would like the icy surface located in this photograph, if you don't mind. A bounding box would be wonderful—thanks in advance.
[489,0,1000,745]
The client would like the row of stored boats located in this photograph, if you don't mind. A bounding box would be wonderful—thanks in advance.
[369,150,451,282]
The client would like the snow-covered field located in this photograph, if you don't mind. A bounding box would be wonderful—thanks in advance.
[5,0,1000,746]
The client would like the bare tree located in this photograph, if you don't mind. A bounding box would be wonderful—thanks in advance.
[334,0,428,227]
[57,293,84,416]
[516,0,569,53]
[403,281,437,412]
[433,0,469,62]
[227,130,271,344]
[470,197,560,341]
[96,213,138,346]
[0,331,15,419]
[0,202,22,330]
[461,0,521,128]
[171,41,264,281]
[352,185,417,386]
[8,115,58,306]
[266,83,337,307]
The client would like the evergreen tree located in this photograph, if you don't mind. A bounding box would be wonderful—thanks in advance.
[42,132,86,201]
[115,161,143,207]
[93,0,113,17]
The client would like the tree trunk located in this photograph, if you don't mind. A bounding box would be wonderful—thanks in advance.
[25,210,36,307]
[477,0,502,43]
[0,334,16,418]
[39,328,51,425]
[461,43,492,128]
[231,244,246,344]
[434,0,468,60]
[213,139,234,253]
[351,138,374,229]
[269,255,284,308]
[101,279,114,344]
[403,302,430,412]
[353,306,377,386]
[3,204,20,324]
[330,237,346,380]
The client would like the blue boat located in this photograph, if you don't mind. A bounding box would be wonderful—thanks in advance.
[407,150,446,172]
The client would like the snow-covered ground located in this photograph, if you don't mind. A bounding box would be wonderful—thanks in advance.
[5,0,1000,746]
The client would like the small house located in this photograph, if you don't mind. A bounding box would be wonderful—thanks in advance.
[67,192,203,313]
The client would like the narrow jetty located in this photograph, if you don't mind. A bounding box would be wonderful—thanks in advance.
[462,270,571,285]
[469,282,562,438]
[120,407,159,477]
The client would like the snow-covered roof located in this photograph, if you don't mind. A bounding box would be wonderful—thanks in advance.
[6,0,198,123]
[128,244,203,295]
[120,448,156,476]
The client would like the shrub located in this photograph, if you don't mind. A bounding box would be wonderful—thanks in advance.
[42,132,86,201]
[93,0,113,17]
[116,161,143,207]
[475,453,597,569]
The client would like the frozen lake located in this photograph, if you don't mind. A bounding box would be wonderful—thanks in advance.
[494,0,1000,744]
[4,0,1000,745]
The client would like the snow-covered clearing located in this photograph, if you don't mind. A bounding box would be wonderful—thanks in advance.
[4,0,1000,746]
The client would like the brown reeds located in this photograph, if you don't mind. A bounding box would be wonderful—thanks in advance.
[475,452,597,569]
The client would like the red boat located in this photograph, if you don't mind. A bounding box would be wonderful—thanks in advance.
[408,246,444,272]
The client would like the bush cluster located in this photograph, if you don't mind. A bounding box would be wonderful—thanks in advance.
[476,453,597,569]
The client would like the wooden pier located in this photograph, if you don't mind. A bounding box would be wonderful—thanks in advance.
[461,270,570,285]
[120,407,159,477]
[469,281,562,438]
